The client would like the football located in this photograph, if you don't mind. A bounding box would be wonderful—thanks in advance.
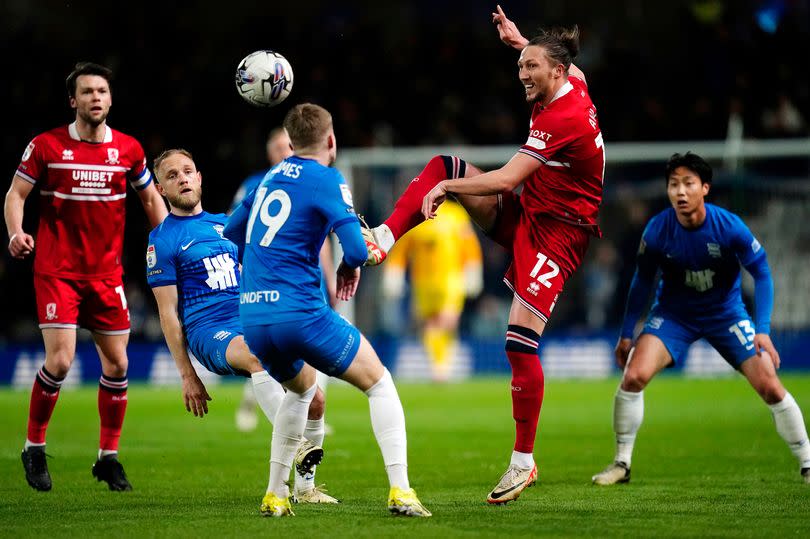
[235,50,294,107]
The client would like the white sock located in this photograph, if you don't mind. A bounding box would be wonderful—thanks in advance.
[98,449,117,459]
[241,378,258,409]
[316,370,330,396]
[769,392,810,469]
[295,418,325,492]
[24,440,46,450]
[372,224,395,253]
[614,388,644,466]
[365,368,409,489]
[267,383,317,497]
[251,371,284,424]
[510,450,534,469]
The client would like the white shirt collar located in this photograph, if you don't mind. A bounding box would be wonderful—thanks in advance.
[548,80,574,105]
[68,121,112,143]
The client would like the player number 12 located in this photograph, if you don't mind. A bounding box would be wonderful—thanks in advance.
[529,252,559,288]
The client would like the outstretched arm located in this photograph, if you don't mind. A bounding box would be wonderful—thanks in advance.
[151,285,212,416]
[137,182,168,229]
[492,5,529,49]
[422,152,540,219]
[492,5,587,85]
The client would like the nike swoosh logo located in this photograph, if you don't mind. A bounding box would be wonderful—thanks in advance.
[489,482,525,499]
[181,240,195,251]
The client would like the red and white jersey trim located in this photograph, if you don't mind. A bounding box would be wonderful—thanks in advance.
[40,190,127,202]
[48,163,129,172]
[16,170,36,184]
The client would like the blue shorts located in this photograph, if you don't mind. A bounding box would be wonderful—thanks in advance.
[186,323,242,376]
[243,309,361,383]
[641,304,758,369]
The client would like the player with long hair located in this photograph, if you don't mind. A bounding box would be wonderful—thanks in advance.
[362,6,605,503]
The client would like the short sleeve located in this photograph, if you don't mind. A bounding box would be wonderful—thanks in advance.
[146,235,177,287]
[128,141,153,191]
[15,137,45,185]
[519,110,581,164]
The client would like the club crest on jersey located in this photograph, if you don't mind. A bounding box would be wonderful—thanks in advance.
[61,149,74,161]
[146,244,157,268]
[22,142,35,162]
[340,184,354,208]
[45,303,57,321]
[213,225,225,239]
[105,148,120,165]
[707,243,721,258]
[647,316,664,330]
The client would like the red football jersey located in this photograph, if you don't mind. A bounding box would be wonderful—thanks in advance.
[15,122,153,279]
[518,76,604,236]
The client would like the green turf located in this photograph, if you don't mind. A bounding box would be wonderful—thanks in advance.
[1,375,809,537]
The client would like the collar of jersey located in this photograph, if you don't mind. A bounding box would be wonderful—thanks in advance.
[68,122,112,143]
[168,211,207,220]
[547,80,574,106]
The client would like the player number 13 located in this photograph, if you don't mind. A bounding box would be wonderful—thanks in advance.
[728,320,755,346]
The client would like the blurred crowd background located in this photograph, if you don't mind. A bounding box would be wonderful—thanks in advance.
[1,0,809,344]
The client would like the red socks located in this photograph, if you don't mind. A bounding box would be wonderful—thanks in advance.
[26,367,64,444]
[98,375,128,451]
[505,325,544,454]
[383,155,466,240]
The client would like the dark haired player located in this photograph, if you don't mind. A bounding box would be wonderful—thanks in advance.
[592,152,810,485]
[6,61,167,492]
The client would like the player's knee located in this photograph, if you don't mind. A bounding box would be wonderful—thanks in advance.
[308,387,326,419]
[621,367,651,392]
[436,155,467,180]
[755,378,785,405]
[104,359,128,378]
[44,353,73,378]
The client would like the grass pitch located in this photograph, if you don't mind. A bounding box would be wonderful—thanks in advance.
[1,375,809,537]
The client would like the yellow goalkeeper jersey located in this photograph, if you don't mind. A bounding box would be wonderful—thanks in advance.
[385,201,483,317]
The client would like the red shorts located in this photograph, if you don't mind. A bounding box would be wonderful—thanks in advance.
[490,193,591,322]
[34,274,130,334]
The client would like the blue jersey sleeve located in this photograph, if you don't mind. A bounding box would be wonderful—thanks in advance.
[146,234,177,288]
[224,188,255,261]
[729,215,773,334]
[314,170,366,267]
[620,220,660,338]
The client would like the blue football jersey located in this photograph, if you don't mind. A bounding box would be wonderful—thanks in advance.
[638,203,766,317]
[146,212,241,333]
[229,169,267,214]
[226,156,365,326]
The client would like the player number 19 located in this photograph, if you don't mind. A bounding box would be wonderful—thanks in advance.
[245,187,292,247]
